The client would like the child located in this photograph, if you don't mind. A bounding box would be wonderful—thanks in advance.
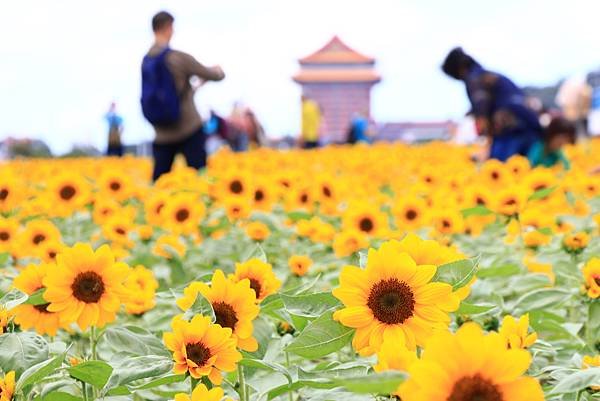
[527,117,576,169]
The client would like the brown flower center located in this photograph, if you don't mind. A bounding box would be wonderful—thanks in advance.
[367,278,415,324]
[185,342,211,367]
[175,208,190,222]
[442,219,451,229]
[359,217,374,233]
[300,193,309,204]
[476,197,486,206]
[322,186,332,198]
[254,190,265,202]
[109,181,121,191]
[156,203,164,214]
[59,185,76,201]
[115,227,126,235]
[534,184,546,192]
[447,374,503,401]
[33,234,46,245]
[491,172,499,180]
[0,188,8,201]
[48,250,57,259]
[34,303,51,313]
[504,198,516,206]
[213,302,239,330]
[229,180,243,194]
[71,271,105,303]
[405,209,417,221]
[248,278,262,299]
[0,231,9,241]
[594,277,600,287]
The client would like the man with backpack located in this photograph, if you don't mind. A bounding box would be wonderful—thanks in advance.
[141,11,225,181]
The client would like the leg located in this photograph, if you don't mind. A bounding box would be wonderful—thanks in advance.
[182,129,207,171]
[152,142,177,181]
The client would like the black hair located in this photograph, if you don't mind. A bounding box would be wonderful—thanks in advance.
[442,47,476,80]
[152,11,174,32]
[545,117,576,144]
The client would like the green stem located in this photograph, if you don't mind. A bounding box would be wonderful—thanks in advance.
[238,364,247,401]
[576,389,583,401]
[90,326,98,361]
[285,352,293,401]
[81,381,89,401]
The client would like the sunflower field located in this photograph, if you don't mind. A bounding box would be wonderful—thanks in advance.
[0,141,600,401]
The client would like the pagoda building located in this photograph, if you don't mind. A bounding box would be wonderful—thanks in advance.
[293,36,381,143]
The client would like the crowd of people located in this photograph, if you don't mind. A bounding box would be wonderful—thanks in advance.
[103,10,596,180]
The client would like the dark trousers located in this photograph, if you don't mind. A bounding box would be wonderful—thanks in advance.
[152,128,206,181]
[303,140,319,149]
[107,145,123,157]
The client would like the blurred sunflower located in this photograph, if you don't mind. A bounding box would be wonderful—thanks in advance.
[0,371,15,401]
[177,270,260,351]
[92,198,121,225]
[563,231,590,253]
[152,234,187,259]
[245,221,270,241]
[333,229,369,258]
[144,191,170,226]
[498,314,537,350]
[251,180,276,212]
[492,187,527,217]
[342,201,389,237]
[0,172,23,213]
[0,217,19,254]
[174,384,229,401]
[333,240,458,354]
[163,193,205,236]
[582,257,600,299]
[0,307,8,334]
[43,243,130,330]
[392,197,428,231]
[11,263,62,336]
[163,315,241,384]
[16,220,62,259]
[232,258,281,302]
[98,170,133,202]
[123,265,158,315]
[101,216,135,249]
[430,210,465,235]
[288,255,313,277]
[45,172,91,217]
[398,323,544,401]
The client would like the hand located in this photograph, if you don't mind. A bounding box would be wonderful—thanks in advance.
[212,65,225,78]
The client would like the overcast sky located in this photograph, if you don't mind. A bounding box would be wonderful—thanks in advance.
[1,0,599,153]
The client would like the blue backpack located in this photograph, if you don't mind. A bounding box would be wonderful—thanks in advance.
[141,48,180,126]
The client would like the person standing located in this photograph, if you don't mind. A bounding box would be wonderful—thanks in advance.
[441,47,541,161]
[300,95,321,149]
[141,11,225,181]
[105,102,124,156]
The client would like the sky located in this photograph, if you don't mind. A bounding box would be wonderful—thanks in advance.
[1,0,599,154]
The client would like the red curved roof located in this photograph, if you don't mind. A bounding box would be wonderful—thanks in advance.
[299,36,375,64]
[293,69,381,83]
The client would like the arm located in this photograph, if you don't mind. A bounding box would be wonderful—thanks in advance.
[466,72,498,133]
[180,52,225,82]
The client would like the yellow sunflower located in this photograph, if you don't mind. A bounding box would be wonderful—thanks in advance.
[152,234,187,259]
[123,265,158,315]
[0,171,23,213]
[245,221,270,242]
[332,240,458,355]
[92,198,121,225]
[582,258,600,299]
[398,323,544,401]
[0,217,19,254]
[11,263,63,336]
[332,229,369,258]
[174,383,229,401]
[17,220,62,259]
[563,231,590,253]
[144,191,170,226]
[43,243,130,330]
[0,307,8,334]
[177,270,260,351]
[288,255,313,277]
[231,258,281,302]
[163,314,241,384]
[0,371,15,401]
[45,172,91,217]
[498,314,537,350]
[101,216,135,249]
[392,196,429,231]
[163,193,206,236]
[342,201,389,237]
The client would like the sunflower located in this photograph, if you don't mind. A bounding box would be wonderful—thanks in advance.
[163,314,241,384]
[430,209,465,235]
[174,383,230,401]
[43,243,130,330]
[0,217,19,254]
[101,216,135,249]
[98,170,133,202]
[152,234,187,259]
[284,186,314,212]
[492,187,527,217]
[563,231,590,253]
[398,323,544,401]
[582,257,600,299]
[505,154,531,177]
[92,198,121,225]
[16,220,62,259]
[333,229,370,258]
[392,196,428,231]
[0,371,15,401]
[523,230,551,249]
[123,265,158,315]
[144,191,170,226]
[342,201,389,237]
[222,198,251,221]
[45,172,91,217]
[498,314,537,350]
[11,263,62,336]
[251,180,275,212]
[523,168,557,195]
[332,240,459,355]
[38,240,65,264]
[163,193,206,236]
[288,255,313,277]
[245,221,270,242]
[217,171,251,200]
[373,339,417,373]
[0,172,23,213]
[177,270,260,352]
[0,307,8,334]
[480,159,511,188]
[231,258,281,302]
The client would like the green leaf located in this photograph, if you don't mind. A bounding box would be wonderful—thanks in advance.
[455,302,497,315]
[97,326,171,360]
[432,257,478,290]
[25,288,46,306]
[281,292,341,319]
[0,252,10,267]
[239,358,293,383]
[334,371,407,394]
[513,289,570,313]
[68,360,113,388]
[587,301,600,346]
[182,291,215,322]
[16,351,66,393]
[476,264,520,278]
[0,332,49,375]
[536,227,553,235]
[549,367,600,394]
[286,211,312,222]
[286,311,353,359]
[133,374,186,390]
[243,243,267,263]
[528,186,556,201]
[38,392,82,401]
[103,356,173,392]
[0,289,28,310]
[461,205,493,217]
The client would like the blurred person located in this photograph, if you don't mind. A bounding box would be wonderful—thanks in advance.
[300,95,321,149]
[105,102,124,156]
[228,102,250,152]
[527,117,575,170]
[555,75,592,137]
[442,47,541,162]
[245,109,267,148]
[347,111,372,144]
[141,11,225,181]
